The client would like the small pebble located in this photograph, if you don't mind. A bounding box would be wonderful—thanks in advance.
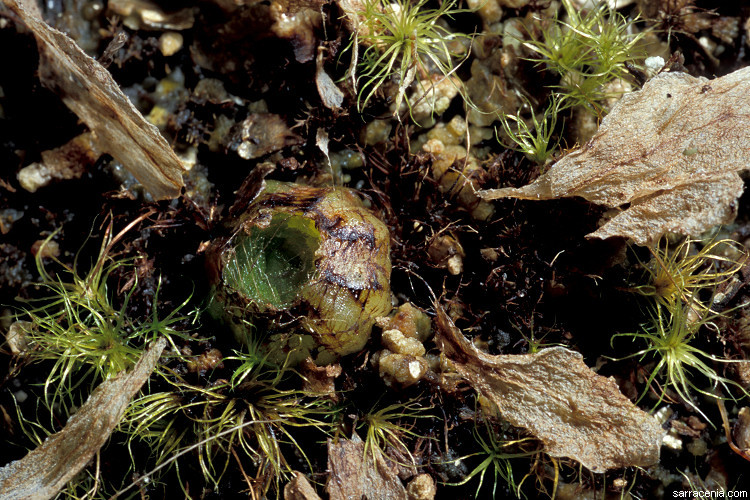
[407,474,437,500]
[14,390,28,404]
[159,31,183,57]
[31,239,60,259]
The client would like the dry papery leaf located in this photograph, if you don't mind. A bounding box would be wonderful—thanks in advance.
[300,357,342,400]
[0,338,166,500]
[326,433,407,500]
[3,0,186,200]
[435,305,664,472]
[480,66,750,246]
[284,471,323,500]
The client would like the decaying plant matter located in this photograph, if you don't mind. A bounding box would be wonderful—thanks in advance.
[0,338,165,499]
[2,0,186,199]
[436,304,664,472]
[326,432,408,500]
[481,66,750,246]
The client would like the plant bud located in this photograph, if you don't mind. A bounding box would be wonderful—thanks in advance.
[210,181,392,362]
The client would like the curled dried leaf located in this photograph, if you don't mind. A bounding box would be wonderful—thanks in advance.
[435,305,664,472]
[3,0,186,200]
[235,114,303,160]
[316,50,344,110]
[0,338,166,500]
[480,67,750,246]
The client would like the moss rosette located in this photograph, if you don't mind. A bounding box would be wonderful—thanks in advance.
[218,181,392,360]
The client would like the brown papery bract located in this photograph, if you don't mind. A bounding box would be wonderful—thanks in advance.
[435,305,664,472]
[3,0,186,200]
[480,66,750,246]
[0,339,166,500]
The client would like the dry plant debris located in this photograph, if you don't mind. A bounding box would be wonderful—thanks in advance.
[734,407,750,452]
[436,306,664,472]
[326,433,408,500]
[0,338,166,500]
[284,471,323,500]
[16,132,99,193]
[235,114,304,160]
[316,50,345,110]
[3,0,186,200]
[480,66,750,246]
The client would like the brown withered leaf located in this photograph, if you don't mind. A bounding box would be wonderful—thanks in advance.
[285,471,323,500]
[435,306,663,472]
[480,67,750,246]
[0,338,166,500]
[326,433,407,500]
[3,0,186,200]
[300,357,342,401]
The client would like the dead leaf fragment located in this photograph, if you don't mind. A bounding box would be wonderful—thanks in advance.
[3,0,186,200]
[316,49,344,110]
[480,67,750,245]
[270,0,325,63]
[0,338,166,500]
[735,407,750,451]
[336,0,368,34]
[316,66,344,110]
[326,433,407,500]
[435,306,663,472]
[284,471,323,500]
[235,114,303,160]
[300,357,342,400]
[6,321,32,356]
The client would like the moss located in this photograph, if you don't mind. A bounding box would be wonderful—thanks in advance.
[523,0,647,115]
[348,0,474,121]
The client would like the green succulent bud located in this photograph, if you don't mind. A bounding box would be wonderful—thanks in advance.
[210,180,392,363]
